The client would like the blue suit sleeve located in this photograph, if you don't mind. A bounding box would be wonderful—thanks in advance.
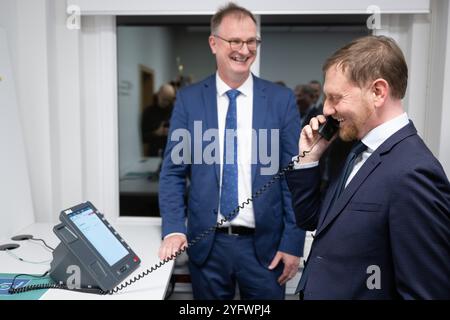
[389,163,450,299]
[278,91,306,257]
[159,91,191,238]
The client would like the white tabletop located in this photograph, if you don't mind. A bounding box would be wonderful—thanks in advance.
[0,222,174,300]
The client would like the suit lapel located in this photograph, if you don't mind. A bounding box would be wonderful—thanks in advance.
[251,75,268,185]
[315,121,418,237]
[315,154,381,236]
[202,75,220,186]
[316,177,340,230]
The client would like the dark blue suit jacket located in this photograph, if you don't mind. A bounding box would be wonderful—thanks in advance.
[159,74,305,266]
[286,122,450,299]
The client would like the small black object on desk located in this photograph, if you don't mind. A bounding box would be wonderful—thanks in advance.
[0,243,20,251]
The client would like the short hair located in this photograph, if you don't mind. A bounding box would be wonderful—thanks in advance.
[210,2,257,35]
[309,80,322,87]
[323,35,408,99]
[299,85,316,98]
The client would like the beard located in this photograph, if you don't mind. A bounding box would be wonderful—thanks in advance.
[339,99,373,142]
[339,123,359,142]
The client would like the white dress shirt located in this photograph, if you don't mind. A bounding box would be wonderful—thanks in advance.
[164,74,255,239]
[294,113,410,189]
[346,112,409,187]
[216,73,255,228]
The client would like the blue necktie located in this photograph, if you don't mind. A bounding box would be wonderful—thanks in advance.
[220,89,241,220]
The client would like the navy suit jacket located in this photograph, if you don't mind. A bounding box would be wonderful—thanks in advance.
[286,122,450,299]
[159,74,305,266]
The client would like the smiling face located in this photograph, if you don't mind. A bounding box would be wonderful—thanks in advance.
[209,14,257,87]
[323,65,376,141]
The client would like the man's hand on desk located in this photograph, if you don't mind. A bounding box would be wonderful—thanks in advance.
[158,234,187,260]
[268,251,301,285]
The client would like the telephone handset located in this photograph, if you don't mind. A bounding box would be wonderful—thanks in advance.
[10,115,339,296]
[318,116,339,141]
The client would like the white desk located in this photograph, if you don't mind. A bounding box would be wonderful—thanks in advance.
[0,222,174,300]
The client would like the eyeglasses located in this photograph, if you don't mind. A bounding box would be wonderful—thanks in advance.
[213,34,261,51]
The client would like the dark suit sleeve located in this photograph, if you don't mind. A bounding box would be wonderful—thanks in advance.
[285,166,322,231]
[278,91,306,256]
[158,91,190,238]
[389,162,450,299]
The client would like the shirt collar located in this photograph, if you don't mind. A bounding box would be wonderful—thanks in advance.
[216,72,253,97]
[362,112,409,152]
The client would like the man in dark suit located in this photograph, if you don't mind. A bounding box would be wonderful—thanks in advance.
[158,3,305,299]
[141,84,176,157]
[309,80,323,113]
[286,35,450,299]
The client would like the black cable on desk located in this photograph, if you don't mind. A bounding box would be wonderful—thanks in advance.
[30,238,55,252]
[9,270,50,293]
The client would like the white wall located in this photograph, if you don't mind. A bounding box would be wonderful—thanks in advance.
[428,0,450,176]
[437,1,450,177]
[118,27,175,91]
[0,0,89,226]
[0,27,35,238]
[116,26,368,92]
[68,0,431,15]
[0,0,18,76]
[260,27,367,89]
[173,28,216,83]
[169,26,367,89]
[80,16,120,220]
[117,26,175,176]
[3,0,57,224]
[374,6,449,175]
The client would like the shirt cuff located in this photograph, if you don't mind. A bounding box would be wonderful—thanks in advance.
[291,156,319,170]
[164,232,186,240]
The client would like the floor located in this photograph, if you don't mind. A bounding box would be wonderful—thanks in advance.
[167,249,304,300]
[167,292,299,300]
[165,282,300,300]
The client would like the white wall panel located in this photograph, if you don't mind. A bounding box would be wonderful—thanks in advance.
[0,28,35,237]
[68,0,430,15]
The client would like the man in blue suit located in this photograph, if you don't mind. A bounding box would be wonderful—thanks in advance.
[158,3,305,299]
[286,36,450,299]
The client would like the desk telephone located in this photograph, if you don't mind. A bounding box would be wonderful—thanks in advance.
[9,116,339,295]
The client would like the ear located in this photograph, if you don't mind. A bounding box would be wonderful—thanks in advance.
[370,78,389,108]
[209,35,217,54]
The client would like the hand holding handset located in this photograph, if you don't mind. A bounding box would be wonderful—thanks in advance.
[297,115,339,163]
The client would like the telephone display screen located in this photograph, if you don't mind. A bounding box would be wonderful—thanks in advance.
[67,207,129,266]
